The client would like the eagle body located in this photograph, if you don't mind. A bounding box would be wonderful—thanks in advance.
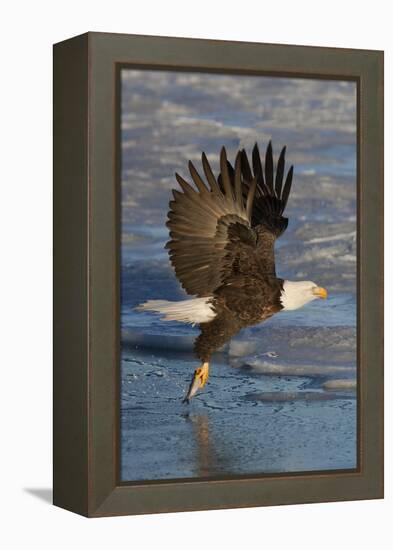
[194,275,284,361]
[137,142,328,400]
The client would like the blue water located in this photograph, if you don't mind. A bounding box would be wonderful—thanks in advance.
[120,227,357,481]
[120,70,357,482]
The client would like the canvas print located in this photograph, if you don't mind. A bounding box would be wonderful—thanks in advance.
[120,69,357,481]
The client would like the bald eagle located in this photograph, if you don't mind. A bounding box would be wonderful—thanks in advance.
[137,142,328,402]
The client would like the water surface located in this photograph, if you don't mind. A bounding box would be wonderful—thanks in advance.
[120,70,357,481]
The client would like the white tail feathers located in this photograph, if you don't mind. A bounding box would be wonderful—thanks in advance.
[135,297,216,324]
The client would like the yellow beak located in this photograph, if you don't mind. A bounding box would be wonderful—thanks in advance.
[313,286,328,299]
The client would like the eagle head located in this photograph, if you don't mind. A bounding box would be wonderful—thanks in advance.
[280,280,328,311]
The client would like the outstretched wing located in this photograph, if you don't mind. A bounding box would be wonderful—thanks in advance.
[239,141,293,234]
[166,148,257,297]
[226,142,294,278]
[166,142,294,297]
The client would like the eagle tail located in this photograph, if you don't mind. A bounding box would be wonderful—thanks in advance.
[135,297,216,324]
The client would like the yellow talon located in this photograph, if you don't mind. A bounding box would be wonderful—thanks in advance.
[196,363,209,387]
[183,362,209,403]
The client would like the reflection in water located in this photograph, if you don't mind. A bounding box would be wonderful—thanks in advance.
[186,413,217,477]
[185,412,238,478]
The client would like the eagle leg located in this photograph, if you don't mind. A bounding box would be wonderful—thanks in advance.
[182,362,209,403]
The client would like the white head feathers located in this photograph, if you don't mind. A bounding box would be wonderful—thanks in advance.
[280,280,328,311]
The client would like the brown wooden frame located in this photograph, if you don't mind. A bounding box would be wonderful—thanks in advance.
[53,32,384,517]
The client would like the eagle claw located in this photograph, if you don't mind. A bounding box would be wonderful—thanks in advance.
[183,362,209,403]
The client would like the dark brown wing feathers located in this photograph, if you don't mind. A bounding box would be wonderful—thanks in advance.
[166,150,252,296]
[243,141,294,234]
[166,142,293,297]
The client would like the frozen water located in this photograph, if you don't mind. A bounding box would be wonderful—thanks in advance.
[120,70,357,482]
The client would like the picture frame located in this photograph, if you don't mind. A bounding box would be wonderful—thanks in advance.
[53,32,383,517]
